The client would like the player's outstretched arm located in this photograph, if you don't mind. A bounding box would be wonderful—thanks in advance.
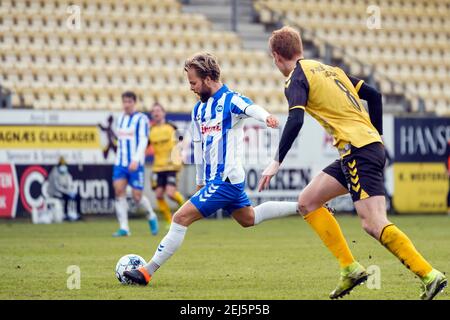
[230,95,278,128]
[245,104,279,128]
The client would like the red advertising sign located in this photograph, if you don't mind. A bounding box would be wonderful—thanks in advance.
[0,164,18,218]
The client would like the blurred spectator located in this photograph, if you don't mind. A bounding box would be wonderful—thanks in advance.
[47,156,81,221]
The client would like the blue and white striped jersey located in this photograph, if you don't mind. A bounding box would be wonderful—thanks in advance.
[115,112,149,167]
[191,84,254,185]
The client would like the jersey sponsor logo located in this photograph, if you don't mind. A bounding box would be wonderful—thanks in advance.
[201,123,222,135]
[117,130,135,138]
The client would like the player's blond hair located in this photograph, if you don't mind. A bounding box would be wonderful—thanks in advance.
[269,26,303,60]
[184,52,221,81]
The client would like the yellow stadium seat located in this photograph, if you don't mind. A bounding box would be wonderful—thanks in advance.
[8,0,444,112]
[255,0,450,112]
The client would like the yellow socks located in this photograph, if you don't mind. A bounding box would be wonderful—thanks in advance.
[379,224,433,278]
[304,207,355,268]
[172,191,185,207]
[304,209,434,279]
[156,193,185,224]
[156,198,172,223]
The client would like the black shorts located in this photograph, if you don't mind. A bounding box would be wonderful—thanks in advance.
[151,171,178,190]
[323,142,386,202]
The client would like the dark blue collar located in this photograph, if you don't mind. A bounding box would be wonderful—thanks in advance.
[211,84,229,101]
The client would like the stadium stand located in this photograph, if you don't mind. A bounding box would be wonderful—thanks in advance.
[254,0,450,115]
[0,83,12,108]
[1,0,448,115]
[0,0,285,112]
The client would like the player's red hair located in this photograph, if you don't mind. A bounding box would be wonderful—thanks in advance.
[269,26,303,60]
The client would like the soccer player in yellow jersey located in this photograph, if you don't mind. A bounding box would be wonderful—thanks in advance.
[149,102,185,224]
[259,26,447,300]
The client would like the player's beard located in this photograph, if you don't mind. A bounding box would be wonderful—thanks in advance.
[198,83,212,102]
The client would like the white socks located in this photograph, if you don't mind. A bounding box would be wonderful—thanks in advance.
[253,201,298,225]
[139,195,157,220]
[145,222,187,275]
[116,195,157,232]
[115,196,129,232]
[140,202,297,276]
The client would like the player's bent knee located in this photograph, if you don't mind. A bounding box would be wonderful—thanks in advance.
[166,189,176,198]
[172,203,202,227]
[115,190,126,198]
[238,218,254,228]
[132,193,142,203]
[155,190,164,199]
[172,212,185,225]
[297,199,321,216]
[297,204,308,216]
[298,194,323,215]
[172,214,192,227]
[233,207,255,228]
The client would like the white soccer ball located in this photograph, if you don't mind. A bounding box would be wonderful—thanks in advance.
[115,254,146,284]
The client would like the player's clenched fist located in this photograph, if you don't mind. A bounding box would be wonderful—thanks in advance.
[266,115,279,128]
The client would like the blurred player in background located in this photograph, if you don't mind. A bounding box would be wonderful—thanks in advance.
[112,91,159,237]
[123,53,300,285]
[259,26,447,300]
[149,102,185,225]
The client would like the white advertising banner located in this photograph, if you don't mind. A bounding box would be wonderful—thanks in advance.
[242,114,394,212]
[0,109,394,216]
[0,110,121,164]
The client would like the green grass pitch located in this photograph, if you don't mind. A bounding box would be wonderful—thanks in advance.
[0,215,448,300]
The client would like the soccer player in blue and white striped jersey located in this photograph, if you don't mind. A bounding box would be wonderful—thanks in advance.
[123,53,299,285]
[112,91,158,237]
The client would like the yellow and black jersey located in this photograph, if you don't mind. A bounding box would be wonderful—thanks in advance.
[149,122,182,172]
[284,59,382,153]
